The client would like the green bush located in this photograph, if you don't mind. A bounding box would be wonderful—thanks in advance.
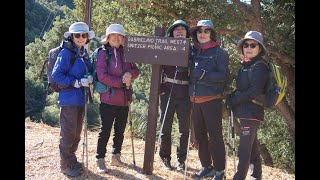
[25,78,47,120]
[42,105,60,126]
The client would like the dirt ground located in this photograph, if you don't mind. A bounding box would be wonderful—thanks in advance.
[25,121,295,180]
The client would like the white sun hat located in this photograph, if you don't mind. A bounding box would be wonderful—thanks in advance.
[101,24,126,45]
[63,22,95,39]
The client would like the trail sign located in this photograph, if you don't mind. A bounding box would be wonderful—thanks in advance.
[124,35,189,67]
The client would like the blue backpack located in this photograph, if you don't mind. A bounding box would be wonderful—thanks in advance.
[91,45,113,94]
[245,60,287,109]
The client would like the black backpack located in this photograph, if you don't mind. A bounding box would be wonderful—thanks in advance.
[46,41,76,92]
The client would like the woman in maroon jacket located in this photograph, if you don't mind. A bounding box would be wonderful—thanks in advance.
[95,23,139,174]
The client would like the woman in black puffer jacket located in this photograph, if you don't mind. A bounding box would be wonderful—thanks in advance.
[226,31,269,180]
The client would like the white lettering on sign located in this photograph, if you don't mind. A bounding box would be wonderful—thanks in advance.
[126,36,188,52]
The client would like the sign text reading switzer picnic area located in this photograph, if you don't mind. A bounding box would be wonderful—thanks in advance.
[124,35,190,67]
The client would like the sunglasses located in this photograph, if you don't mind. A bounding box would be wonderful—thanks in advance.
[243,42,259,49]
[73,33,88,38]
[196,29,211,34]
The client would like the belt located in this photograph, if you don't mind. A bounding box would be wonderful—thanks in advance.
[163,77,189,85]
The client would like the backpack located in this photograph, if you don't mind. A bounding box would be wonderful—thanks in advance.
[91,45,113,94]
[46,42,76,92]
[246,60,287,109]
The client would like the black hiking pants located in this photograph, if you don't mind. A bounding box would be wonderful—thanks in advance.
[233,119,262,180]
[96,103,128,159]
[192,98,226,171]
[159,94,190,163]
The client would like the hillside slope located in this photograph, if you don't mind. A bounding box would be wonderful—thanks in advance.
[25,121,295,180]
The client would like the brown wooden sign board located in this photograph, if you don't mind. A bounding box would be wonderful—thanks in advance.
[124,35,190,67]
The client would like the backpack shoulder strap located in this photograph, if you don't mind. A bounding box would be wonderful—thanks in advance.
[65,50,77,74]
[247,60,269,82]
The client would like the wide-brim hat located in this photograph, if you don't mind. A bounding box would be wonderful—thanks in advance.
[189,20,216,41]
[166,20,190,37]
[63,22,95,39]
[236,31,267,56]
[101,24,126,45]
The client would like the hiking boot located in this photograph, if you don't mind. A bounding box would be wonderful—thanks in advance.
[61,164,81,177]
[74,161,83,171]
[96,158,108,174]
[212,170,225,180]
[111,153,125,167]
[162,158,173,170]
[176,161,185,171]
[192,165,215,179]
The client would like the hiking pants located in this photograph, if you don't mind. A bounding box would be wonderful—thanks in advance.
[192,98,225,171]
[59,106,84,170]
[96,103,128,159]
[159,94,190,163]
[233,119,262,180]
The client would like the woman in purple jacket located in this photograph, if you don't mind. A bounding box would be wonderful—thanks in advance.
[94,24,139,173]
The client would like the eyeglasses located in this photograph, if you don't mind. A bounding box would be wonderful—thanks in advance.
[196,29,211,34]
[73,33,88,38]
[243,42,258,49]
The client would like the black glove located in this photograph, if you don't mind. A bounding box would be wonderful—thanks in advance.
[192,68,206,80]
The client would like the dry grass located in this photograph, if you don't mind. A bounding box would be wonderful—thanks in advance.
[25,121,295,180]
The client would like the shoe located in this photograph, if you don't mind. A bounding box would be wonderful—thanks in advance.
[251,176,262,180]
[75,161,83,171]
[192,165,215,178]
[61,164,81,177]
[176,161,185,171]
[111,153,125,167]
[96,158,108,174]
[162,158,172,170]
[212,170,225,180]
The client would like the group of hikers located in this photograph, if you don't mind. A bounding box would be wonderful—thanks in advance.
[51,19,269,180]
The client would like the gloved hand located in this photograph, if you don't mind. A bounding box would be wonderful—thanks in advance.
[80,78,90,87]
[192,68,206,80]
[73,78,90,88]
[87,75,93,84]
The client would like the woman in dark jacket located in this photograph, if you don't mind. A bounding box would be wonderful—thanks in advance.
[226,31,269,180]
[158,19,191,171]
[95,23,139,174]
[189,20,230,180]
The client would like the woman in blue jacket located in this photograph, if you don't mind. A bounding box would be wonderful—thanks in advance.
[52,21,95,177]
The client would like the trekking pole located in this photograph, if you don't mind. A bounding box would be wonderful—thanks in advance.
[230,109,236,174]
[126,86,136,166]
[184,82,197,180]
[225,106,231,177]
[82,87,89,179]
[154,67,178,154]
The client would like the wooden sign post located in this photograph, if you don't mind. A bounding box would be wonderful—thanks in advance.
[124,27,189,174]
